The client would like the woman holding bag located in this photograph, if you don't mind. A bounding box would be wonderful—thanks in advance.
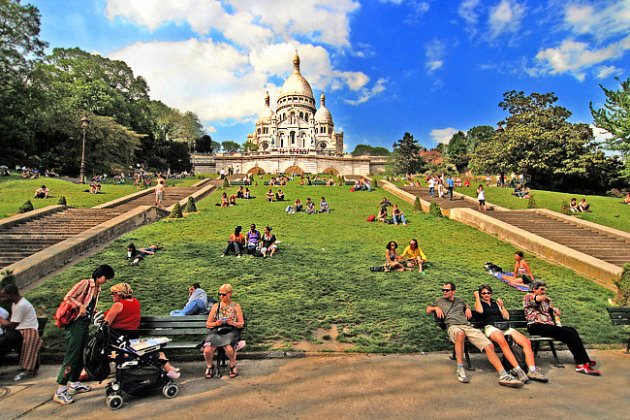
[202,284,244,379]
[53,265,115,405]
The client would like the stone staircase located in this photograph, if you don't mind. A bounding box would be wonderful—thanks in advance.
[107,186,198,213]
[400,186,493,212]
[490,211,630,268]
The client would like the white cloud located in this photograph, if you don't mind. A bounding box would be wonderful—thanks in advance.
[595,65,623,79]
[458,0,481,36]
[533,35,630,81]
[590,124,613,144]
[344,78,387,105]
[564,2,630,42]
[430,128,460,144]
[425,40,445,73]
[488,0,526,39]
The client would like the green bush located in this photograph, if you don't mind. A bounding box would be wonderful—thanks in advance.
[372,179,378,188]
[169,202,184,219]
[222,177,230,188]
[19,200,34,213]
[429,202,442,217]
[413,197,422,212]
[527,194,537,209]
[560,201,571,215]
[614,264,630,306]
[57,196,67,206]
[0,270,16,289]
[184,196,197,213]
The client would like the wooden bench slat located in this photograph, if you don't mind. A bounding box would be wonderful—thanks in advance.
[136,328,207,336]
[140,321,207,328]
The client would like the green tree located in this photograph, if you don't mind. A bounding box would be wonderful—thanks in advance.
[0,0,47,165]
[351,144,391,156]
[391,132,425,175]
[195,134,214,153]
[590,77,630,181]
[446,131,469,172]
[466,125,496,153]
[221,141,241,153]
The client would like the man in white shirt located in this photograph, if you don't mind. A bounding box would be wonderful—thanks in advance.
[0,284,42,380]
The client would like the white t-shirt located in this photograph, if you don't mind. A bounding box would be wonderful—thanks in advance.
[478,189,485,201]
[11,298,39,330]
[0,307,8,335]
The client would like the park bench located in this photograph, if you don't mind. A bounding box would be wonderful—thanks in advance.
[137,315,246,375]
[607,307,630,353]
[433,309,562,370]
[5,317,47,367]
[312,180,327,186]
[229,181,244,186]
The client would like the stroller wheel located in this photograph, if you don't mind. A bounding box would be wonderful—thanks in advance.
[106,394,124,410]
[162,383,179,399]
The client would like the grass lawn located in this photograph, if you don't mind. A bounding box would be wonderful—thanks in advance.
[24,178,623,353]
[0,175,199,218]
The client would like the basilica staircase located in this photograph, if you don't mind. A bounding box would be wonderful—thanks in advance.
[400,186,494,212]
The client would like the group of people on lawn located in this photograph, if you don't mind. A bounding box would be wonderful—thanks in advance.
[222,224,278,258]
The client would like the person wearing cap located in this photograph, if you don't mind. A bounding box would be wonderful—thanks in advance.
[53,264,115,405]
[0,284,42,381]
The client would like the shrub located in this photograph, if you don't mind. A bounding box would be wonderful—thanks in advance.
[337,176,343,187]
[527,194,537,209]
[413,197,422,212]
[222,177,230,188]
[372,179,378,188]
[0,269,16,288]
[614,264,630,306]
[429,202,442,217]
[57,196,67,206]
[169,202,184,219]
[184,196,197,213]
[560,201,572,215]
[19,200,34,213]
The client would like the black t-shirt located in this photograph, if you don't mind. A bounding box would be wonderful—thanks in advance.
[262,234,276,248]
[479,300,504,326]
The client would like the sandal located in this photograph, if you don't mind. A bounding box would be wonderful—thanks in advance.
[229,365,238,378]
[204,365,215,379]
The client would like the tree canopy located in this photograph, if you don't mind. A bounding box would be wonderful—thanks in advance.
[351,144,391,156]
[391,132,425,175]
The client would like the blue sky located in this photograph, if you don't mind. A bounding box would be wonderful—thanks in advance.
[28,0,629,150]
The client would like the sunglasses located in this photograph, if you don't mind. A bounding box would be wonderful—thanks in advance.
[481,292,492,295]
[538,288,547,292]
[218,292,230,296]
[441,289,452,292]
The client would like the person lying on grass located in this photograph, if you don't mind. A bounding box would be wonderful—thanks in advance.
[385,241,408,272]
[473,284,548,383]
[400,239,427,272]
[170,283,211,316]
[126,243,159,266]
[501,251,534,287]
[285,198,302,214]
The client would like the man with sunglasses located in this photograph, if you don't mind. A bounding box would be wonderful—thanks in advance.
[524,281,601,375]
[426,282,523,387]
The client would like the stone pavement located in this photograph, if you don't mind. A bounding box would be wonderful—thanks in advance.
[1,350,628,420]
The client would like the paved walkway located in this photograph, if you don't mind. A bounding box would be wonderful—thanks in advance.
[1,350,628,419]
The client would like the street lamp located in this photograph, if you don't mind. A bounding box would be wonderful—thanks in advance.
[79,115,90,184]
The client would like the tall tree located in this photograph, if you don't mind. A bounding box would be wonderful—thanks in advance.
[466,125,496,153]
[590,77,630,181]
[446,131,469,172]
[0,0,47,165]
[221,141,241,153]
[391,132,425,175]
[195,134,214,153]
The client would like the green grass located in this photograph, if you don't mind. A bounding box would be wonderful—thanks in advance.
[456,186,630,233]
[0,175,198,218]
[24,179,623,353]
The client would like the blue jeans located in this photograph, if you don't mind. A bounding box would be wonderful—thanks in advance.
[429,187,435,197]
[393,214,407,225]
[170,299,207,316]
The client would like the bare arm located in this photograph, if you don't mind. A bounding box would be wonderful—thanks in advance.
[205,303,219,328]
[104,302,123,325]
[473,291,483,313]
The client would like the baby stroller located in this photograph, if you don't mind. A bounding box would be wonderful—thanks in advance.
[85,320,179,410]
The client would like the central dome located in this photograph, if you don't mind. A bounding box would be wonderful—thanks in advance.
[278,52,314,100]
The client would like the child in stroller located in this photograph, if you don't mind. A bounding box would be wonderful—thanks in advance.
[86,318,179,410]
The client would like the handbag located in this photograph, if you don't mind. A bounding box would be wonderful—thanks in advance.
[215,301,234,335]
[493,321,510,331]
[54,302,80,328]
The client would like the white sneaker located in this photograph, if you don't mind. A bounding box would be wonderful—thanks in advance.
[53,390,74,405]
[167,370,181,379]
[456,368,469,383]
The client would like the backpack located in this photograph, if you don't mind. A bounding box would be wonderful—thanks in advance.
[366,215,376,222]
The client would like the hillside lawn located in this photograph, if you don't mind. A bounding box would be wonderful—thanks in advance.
[0,175,198,218]
[23,178,624,353]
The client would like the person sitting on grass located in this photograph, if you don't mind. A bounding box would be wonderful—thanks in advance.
[236,186,245,198]
[260,226,277,258]
[285,198,303,214]
[578,198,590,212]
[377,206,388,223]
[473,285,548,383]
[222,226,245,258]
[220,192,229,207]
[276,189,285,201]
[391,204,407,225]
[203,284,245,379]
[305,197,316,214]
[266,189,274,202]
[400,239,427,272]
[500,251,535,287]
[385,241,408,272]
[33,185,49,199]
[569,198,579,213]
[246,223,262,255]
[170,283,212,316]
[524,281,601,376]
[624,191,630,204]
[319,197,330,213]
[89,180,101,194]
[229,194,237,206]
[426,282,523,388]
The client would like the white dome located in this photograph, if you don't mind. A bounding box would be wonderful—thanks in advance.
[315,92,333,123]
[278,52,314,100]
[258,91,275,122]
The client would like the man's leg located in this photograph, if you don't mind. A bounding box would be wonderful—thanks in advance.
[529,323,590,365]
[0,330,23,368]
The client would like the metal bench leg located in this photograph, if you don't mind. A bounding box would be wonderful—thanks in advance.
[532,341,539,357]
[464,346,475,371]
[548,341,564,368]
[626,336,629,354]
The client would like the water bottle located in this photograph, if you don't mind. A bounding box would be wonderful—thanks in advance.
[553,312,562,327]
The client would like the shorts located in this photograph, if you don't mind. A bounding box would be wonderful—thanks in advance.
[447,324,491,351]
[484,325,517,337]
[261,245,277,253]
[478,199,485,205]
[155,191,164,201]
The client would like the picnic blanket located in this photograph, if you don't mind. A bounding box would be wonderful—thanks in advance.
[484,262,529,292]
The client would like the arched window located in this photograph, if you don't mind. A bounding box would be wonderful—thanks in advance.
[299,112,304,119]
[305,114,309,122]
[257,128,261,134]
[290,131,296,145]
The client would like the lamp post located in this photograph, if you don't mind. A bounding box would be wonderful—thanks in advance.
[79,115,90,184]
